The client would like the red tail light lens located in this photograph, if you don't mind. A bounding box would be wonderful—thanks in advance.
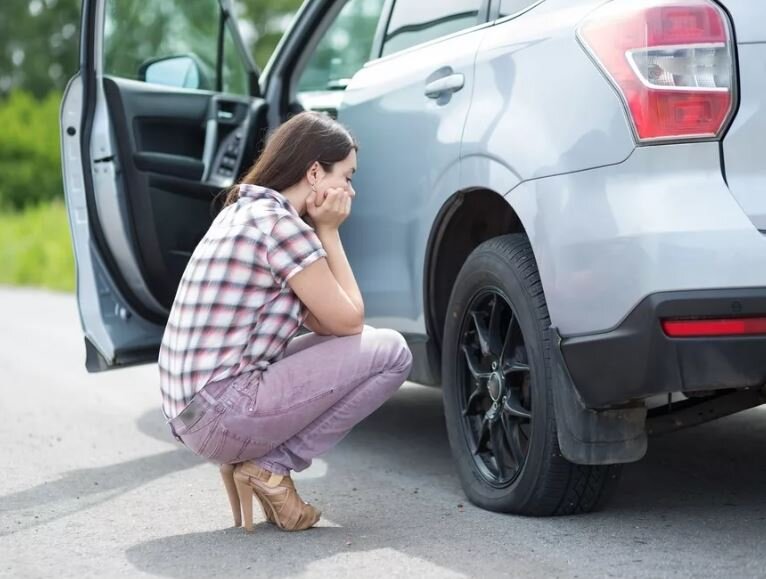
[662,317,766,337]
[578,0,735,142]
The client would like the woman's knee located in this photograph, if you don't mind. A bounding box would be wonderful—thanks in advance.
[370,328,413,375]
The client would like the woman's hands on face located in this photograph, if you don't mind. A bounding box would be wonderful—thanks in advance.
[307,186,353,232]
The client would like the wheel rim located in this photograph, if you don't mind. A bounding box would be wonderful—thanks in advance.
[457,288,532,487]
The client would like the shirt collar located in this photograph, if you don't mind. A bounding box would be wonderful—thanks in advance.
[239,184,299,217]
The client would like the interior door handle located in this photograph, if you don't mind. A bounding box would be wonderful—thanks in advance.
[424,73,465,99]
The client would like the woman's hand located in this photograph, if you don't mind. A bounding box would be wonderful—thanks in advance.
[306,187,352,232]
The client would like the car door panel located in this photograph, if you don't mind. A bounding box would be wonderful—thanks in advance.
[338,26,486,336]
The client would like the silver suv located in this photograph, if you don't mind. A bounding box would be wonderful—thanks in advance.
[61,0,766,515]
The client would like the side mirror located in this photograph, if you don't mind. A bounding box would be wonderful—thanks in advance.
[138,55,207,90]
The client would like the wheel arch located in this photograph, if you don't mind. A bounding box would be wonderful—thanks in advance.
[424,188,529,357]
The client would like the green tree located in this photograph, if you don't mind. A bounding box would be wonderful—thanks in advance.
[0,90,62,209]
[0,0,80,98]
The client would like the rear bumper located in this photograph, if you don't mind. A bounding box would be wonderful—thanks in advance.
[560,288,766,408]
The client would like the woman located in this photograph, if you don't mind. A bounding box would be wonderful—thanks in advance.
[158,112,413,532]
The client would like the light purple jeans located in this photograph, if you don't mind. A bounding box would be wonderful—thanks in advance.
[168,326,413,474]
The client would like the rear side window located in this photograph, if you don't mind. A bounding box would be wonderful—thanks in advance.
[381,0,482,57]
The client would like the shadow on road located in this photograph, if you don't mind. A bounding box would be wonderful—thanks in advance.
[124,385,766,578]
[0,446,202,538]
[0,406,203,538]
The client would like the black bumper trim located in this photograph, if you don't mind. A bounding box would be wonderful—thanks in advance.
[560,288,766,408]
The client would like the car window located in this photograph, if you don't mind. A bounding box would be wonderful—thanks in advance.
[104,0,247,95]
[296,0,386,94]
[381,0,481,57]
[497,0,540,18]
[223,23,249,95]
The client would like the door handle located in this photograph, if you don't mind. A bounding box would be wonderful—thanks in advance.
[424,73,465,99]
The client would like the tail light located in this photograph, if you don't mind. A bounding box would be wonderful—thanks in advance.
[662,317,766,337]
[578,0,736,143]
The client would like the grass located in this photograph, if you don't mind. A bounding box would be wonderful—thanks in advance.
[0,200,75,292]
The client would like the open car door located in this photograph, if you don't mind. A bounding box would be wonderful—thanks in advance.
[60,0,268,371]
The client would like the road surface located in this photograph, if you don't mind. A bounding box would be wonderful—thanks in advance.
[1,288,765,578]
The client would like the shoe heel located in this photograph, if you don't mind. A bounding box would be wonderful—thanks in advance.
[219,464,241,527]
[235,476,255,532]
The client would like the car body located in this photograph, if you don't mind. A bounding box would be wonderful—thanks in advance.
[62,0,766,514]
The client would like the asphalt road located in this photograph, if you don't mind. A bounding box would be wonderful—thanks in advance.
[2,287,766,578]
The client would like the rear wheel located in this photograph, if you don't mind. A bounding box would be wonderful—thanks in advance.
[442,234,621,515]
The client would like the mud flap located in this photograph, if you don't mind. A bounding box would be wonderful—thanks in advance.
[551,327,648,465]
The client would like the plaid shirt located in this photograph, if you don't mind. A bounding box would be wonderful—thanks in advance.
[158,184,327,419]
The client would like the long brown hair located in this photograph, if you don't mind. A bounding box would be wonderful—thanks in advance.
[224,111,358,206]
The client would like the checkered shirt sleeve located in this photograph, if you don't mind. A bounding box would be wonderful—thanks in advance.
[267,214,327,285]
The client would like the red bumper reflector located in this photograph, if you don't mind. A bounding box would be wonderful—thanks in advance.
[662,317,766,337]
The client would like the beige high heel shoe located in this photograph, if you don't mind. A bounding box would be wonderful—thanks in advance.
[220,463,278,527]
[232,461,321,532]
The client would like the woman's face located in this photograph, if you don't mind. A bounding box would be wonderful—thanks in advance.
[314,150,358,199]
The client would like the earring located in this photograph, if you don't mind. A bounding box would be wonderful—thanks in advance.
[311,183,316,193]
